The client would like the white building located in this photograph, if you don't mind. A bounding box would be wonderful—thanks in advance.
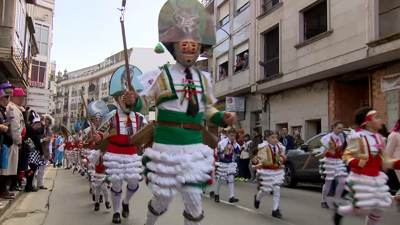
[54,47,174,130]
[27,0,56,115]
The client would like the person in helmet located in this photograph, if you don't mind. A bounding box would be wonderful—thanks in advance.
[123,1,237,224]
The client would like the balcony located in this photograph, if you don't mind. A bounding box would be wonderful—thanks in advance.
[88,84,99,94]
[63,104,68,110]
[64,92,69,98]
[101,83,108,90]
[72,90,78,97]
[71,103,78,110]
[213,68,251,98]
[70,117,76,123]
[56,92,62,97]
[56,108,61,114]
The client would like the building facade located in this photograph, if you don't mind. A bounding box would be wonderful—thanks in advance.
[203,0,400,140]
[26,0,55,115]
[0,0,38,89]
[54,47,174,130]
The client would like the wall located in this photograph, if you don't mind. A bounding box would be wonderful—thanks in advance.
[268,81,329,139]
[244,94,263,134]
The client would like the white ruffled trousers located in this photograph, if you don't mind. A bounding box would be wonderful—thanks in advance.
[143,143,215,225]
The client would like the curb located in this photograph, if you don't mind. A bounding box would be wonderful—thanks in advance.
[0,190,25,217]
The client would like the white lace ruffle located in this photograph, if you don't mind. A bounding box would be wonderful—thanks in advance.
[257,169,285,192]
[319,157,348,180]
[215,162,237,180]
[103,152,143,182]
[143,143,214,197]
[346,172,392,210]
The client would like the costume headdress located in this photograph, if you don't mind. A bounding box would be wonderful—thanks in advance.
[30,111,41,123]
[109,64,143,97]
[87,100,116,130]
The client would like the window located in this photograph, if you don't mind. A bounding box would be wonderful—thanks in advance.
[262,0,279,13]
[218,61,229,80]
[261,26,279,78]
[236,1,250,14]
[305,119,321,140]
[252,111,263,136]
[378,0,400,38]
[303,0,328,41]
[219,15,230,27]
[31,60,47,83]
[14,0,26,50]
[35,24,49,56]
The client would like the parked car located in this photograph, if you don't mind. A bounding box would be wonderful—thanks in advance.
[283,129,350,188]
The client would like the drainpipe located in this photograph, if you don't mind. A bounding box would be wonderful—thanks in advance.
[365,0,370,58]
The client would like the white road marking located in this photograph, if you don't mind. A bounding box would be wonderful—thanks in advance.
[202,194,298,225]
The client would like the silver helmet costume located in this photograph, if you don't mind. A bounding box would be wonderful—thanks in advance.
[87,100,116,130]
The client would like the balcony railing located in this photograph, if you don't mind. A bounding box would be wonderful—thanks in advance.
[56,109,61,114]
[63,104,68,110]
[70,118,76,123]
[72,90,78,96]
[101,83,108,90]
[71,103,78,110]
[64,92,69,97]
[56,92,62,97]
[88,85,99,93]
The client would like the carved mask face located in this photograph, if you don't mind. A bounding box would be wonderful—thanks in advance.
[173,39,201,67]
[115,95,130,113]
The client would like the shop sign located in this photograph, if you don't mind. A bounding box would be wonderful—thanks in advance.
[30,81,44,88]
[381,73,400,92]
[225,97,245,112]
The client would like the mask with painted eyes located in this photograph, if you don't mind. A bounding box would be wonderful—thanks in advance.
[173,40,201,67]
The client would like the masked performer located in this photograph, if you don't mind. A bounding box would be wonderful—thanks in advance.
[316,120,348,209]
[84,100,115,211]
[94,68,148,224]
[213,127,240,203]
[123,1,236,224]
[252,130,286,218]
[334,107,400,225]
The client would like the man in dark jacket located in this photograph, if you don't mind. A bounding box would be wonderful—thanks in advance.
[280,128,295,153]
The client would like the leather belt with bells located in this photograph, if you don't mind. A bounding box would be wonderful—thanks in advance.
[157,121,203,131]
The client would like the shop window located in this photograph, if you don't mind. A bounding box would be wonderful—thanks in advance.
[302,0,328,41]
[305,119,321,140]
[262,0,279,13]
[218,61,229,80]
[261,25,279,79]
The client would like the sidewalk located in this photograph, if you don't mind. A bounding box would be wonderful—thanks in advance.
[0,165,57,225]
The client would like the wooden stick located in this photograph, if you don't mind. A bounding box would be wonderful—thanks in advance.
[80,93,95,137]
[302,145,314,170]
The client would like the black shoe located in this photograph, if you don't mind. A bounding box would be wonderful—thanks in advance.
[214,195,220,203]
[272,209,282,218]
[270,191,274,195]
[81,171,85,176]
[53,164,56,168]
[92,194,95,202]
[254,195,260,209]
[229,197,239,203]
[112,213,122,224]
[321,202,329,209]
[99,195,103,203]
[210,191,215,198]
[105,202,111,209]
[94,203,100,211]
[89,188,93,194]
[333,211,343,225]
[122,203,130,218]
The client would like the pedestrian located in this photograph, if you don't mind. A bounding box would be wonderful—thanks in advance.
[54,128,67,168]
[250,127,262,182]
[252,130,286,218]
[37,114,54,190]
[334,107,400,225]
[240,133,252,182]
[213,127,240,203]
[294,132,304,149]
[280,128,295,153]
[316,120,348,209]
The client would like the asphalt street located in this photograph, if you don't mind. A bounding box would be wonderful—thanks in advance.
[1,166,399,225]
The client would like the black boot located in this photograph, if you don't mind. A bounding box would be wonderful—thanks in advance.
[333,210,343,225]
[229,196,239,203]
[99,195,103,203]
[272,209,282,218]
[254,195,260,209]
[209,191,215,198]
[122,203,129,218]
[105,202,111,209]
[214,195,220,203]
[321,202,329,209]
[92,194,95,202]
[112,213,121,224]
[94,203,100,211]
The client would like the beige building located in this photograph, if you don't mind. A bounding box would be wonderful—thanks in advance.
[27,0,56,115]
[204,0,400,140]
[54,47,174,130]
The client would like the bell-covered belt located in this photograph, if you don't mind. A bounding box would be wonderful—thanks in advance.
[157,121,203,130]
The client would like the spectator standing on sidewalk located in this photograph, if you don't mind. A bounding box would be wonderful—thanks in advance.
[37,114,54,190]
[280,128,295,153]
[240,133,252,182]
[0,88,13,199]
[250,127,263,182]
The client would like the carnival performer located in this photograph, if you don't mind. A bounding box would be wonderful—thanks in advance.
[252,130,286,218]
[71,123,84,173]
[123,1,236,224]
[316,120,348,209]
[213,127,240,203]
[94,71,148,223]
[83,100,114,211]
[209,127,229,197]
[334,106,400,225]
[63,130,74,169]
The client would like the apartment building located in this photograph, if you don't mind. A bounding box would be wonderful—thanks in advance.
[250,0,400,140]
[0,0,38,89]
[27,0,56,115]
[54,47,174,130]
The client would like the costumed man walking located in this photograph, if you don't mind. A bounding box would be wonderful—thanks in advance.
[84,100,114,211]
[213,126,240,203]
[252,130,286,218]
[94,67,148,224]
[334,107,400,225]
[123,1,237,224]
